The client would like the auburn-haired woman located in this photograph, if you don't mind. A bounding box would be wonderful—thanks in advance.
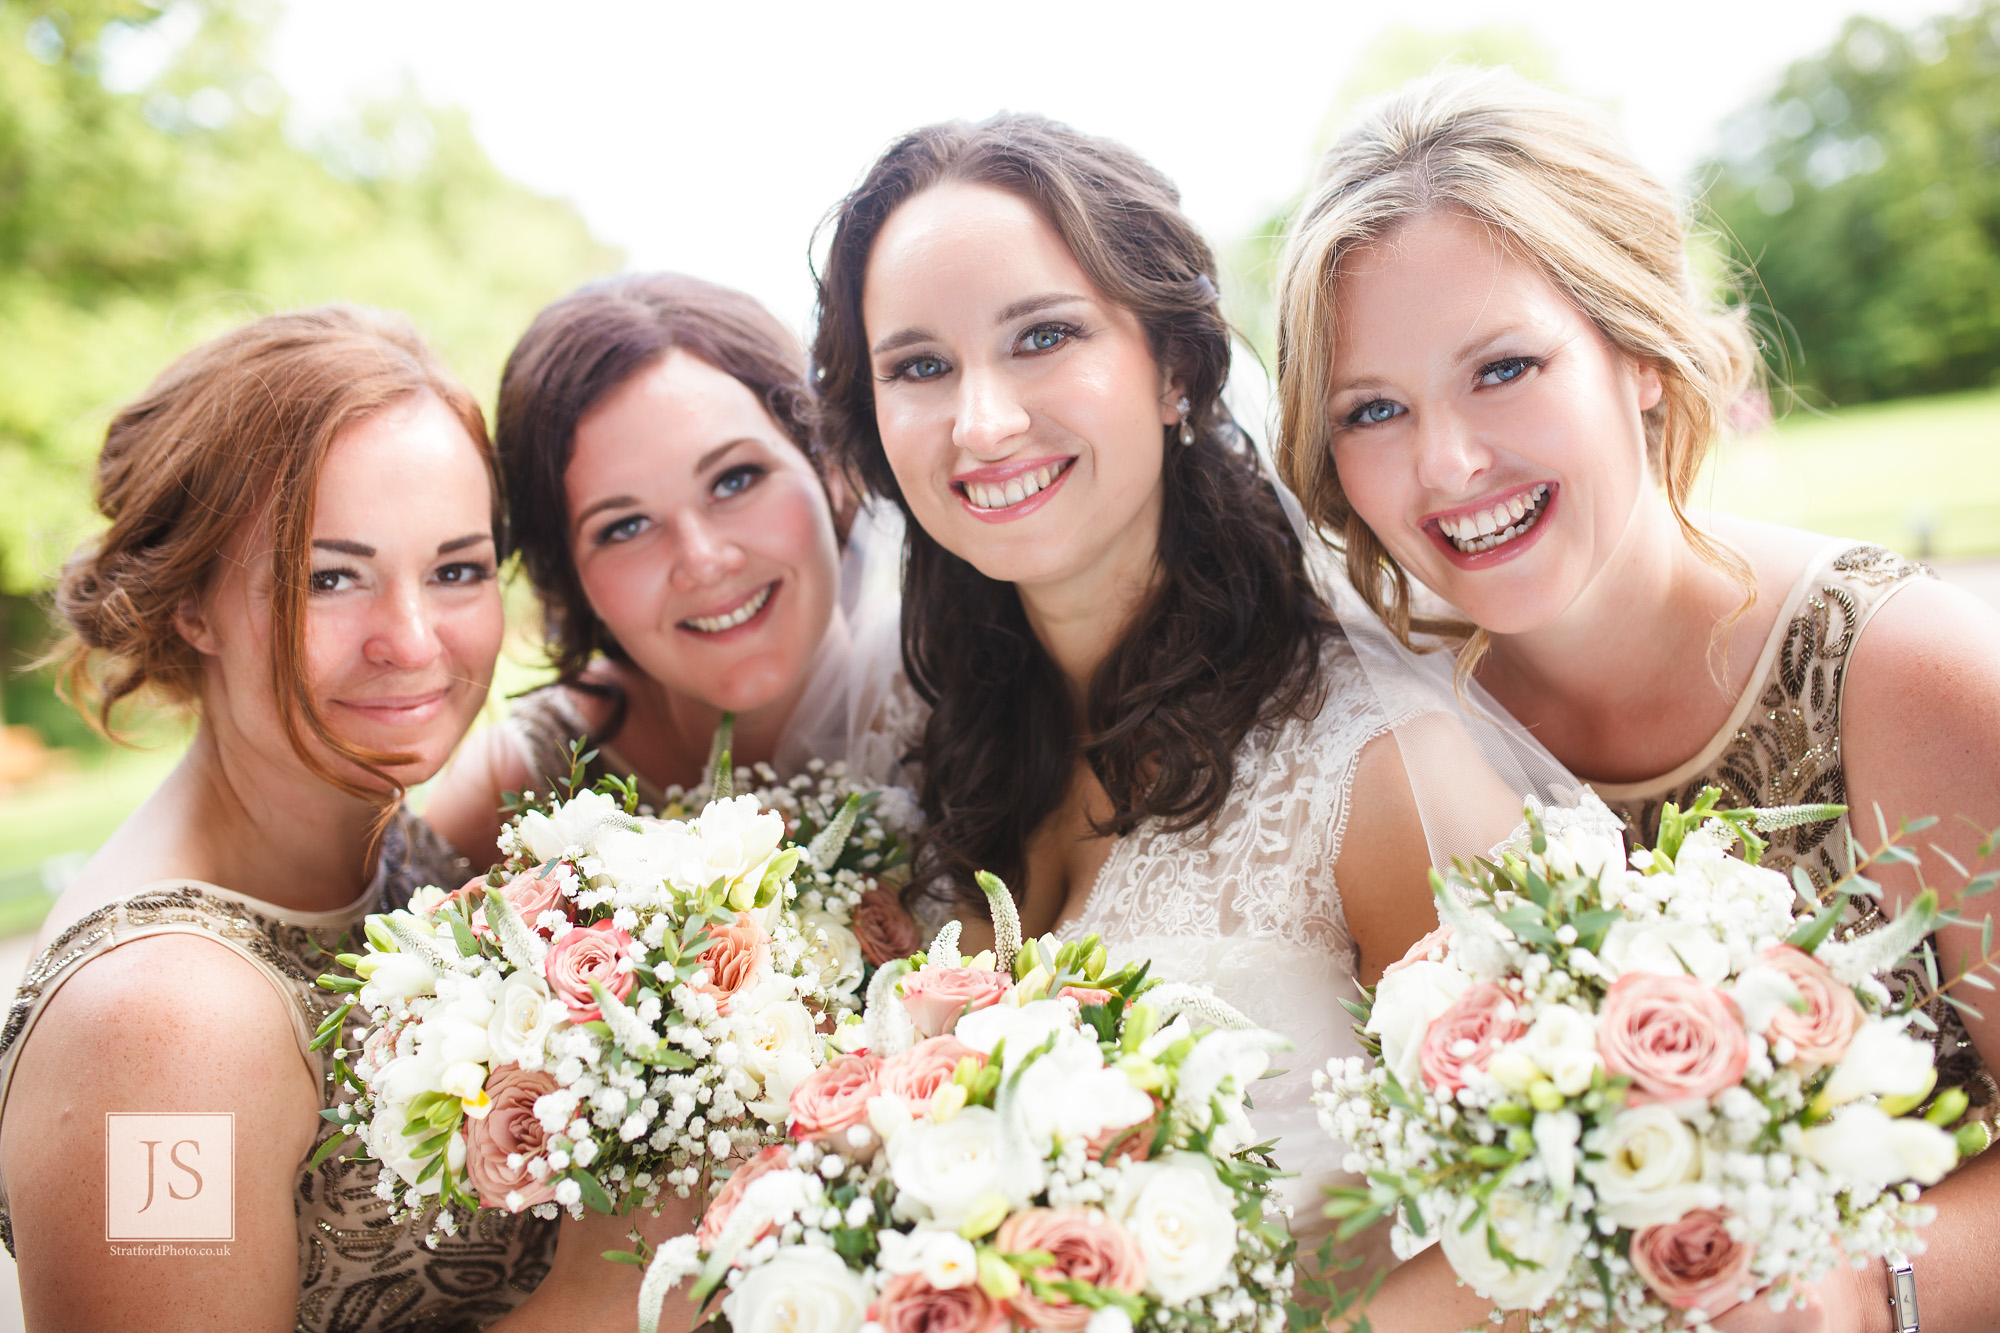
[1276,68,2000,1330]
[0,307,554,1329]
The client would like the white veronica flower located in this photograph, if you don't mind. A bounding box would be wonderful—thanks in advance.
[1597,918,1731,989]
[488,970,561,1070]
[1581,1104,1706,1228]
[1438,1184,1580,1311]
[1109,1152,1241,1303]
[1802,1103,1957,1194]
[886,1106,1033,1231]
[1820,1019,1936,1107]
[722,1245,871,1333]
[1366,960,1469,1091]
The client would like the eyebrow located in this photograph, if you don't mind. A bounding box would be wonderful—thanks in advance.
[313,534,492,558]
[1454,322,1537,365]
[868,291,1091,358]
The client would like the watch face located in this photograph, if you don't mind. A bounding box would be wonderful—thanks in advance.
[1890,1264,1920,1333]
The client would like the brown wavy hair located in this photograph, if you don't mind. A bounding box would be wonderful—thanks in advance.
[1275,69,1759,672]
[813,112,1334,912]
[51,305,496,804]
[496,272,827,691]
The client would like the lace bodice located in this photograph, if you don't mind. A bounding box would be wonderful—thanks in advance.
[0,812,553,1330]
[1070,635,1415,1252]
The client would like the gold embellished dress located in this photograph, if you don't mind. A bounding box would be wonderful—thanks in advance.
[0,812,555,1331]
[1592,540,1997,1137]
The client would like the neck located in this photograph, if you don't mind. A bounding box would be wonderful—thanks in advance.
[1475,496,1751,774]
[161,722,387,912]
[1018,557,1159,705]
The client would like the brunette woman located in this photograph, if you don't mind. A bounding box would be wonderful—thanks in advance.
[812,113,1443,1255]
[426,273,913,865]
[1276,68,2000,1330]
[0,308,553,1329]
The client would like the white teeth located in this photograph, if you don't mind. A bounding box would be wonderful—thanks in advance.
[684,583,772,633]
[1440,485,1551,555]
[961,461,1068,511]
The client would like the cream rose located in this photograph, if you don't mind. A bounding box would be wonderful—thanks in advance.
[802,910,865,996]
[1582,1104,1706,1228]
[1438,1184,1580,1311]
[886,1105,1032,1231]
[1110,1152,1239,1303]
[487,970,561,1070]
[1365,958,1470,1091]
[1598,918,1732,988]
[722,1245,871,1333]
[737,994,819,1123]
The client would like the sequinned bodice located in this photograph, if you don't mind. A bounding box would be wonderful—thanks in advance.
[0,813,554,1331]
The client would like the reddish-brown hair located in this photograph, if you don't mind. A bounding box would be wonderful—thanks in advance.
[52,305,496,802]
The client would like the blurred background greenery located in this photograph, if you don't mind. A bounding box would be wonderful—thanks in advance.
[1,0,1998,930]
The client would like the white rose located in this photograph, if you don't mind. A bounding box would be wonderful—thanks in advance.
[1438,1184,1579,1311]
[488,970,562,1070]
[357,952,438,1009]
[1598,918,1731,988]
[886,1106,1034,1230]
[721,1245,870,1333]
[954,999,1073,1066]
[1518,1004,1602,1097]
[1110,1152,1240,1303]
[739,997,820,1122]
[876,1228,979,1288]
[1582,1104,1705,1228]
[1366,960,1469,1091]
[1802,1103,1958,1194]
[517,788,634,863]
[1001,1028,1154,1155]
[801,911,865,996]
[1820,1020,1937,1108]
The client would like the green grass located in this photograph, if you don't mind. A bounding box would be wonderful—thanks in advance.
[1700,386,2000,558]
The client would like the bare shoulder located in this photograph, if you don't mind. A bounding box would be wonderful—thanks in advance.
[1337,732,1436,986]
[424,723,532,862]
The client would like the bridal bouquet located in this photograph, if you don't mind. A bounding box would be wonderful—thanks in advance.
[1314,790,1979,1329]
[635,873,1297,1333]
[310,737,909,1238]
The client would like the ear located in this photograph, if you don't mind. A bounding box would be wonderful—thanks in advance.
[174,594,219,657]
[1158,370,1190,427]
[1632,361,1664,413]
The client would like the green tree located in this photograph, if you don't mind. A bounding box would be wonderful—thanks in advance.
[0,0,619,744]
[1703,4,2000,406]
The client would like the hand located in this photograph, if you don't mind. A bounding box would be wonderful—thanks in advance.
[1712,1264,1874,1333]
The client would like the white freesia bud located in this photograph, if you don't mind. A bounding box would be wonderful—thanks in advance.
[1533,1110,1583,1196]
[1438,1185,1581,1310]
[876,1228,978,1288]
[358,953,438,1009]
[1820,1019,1937,1108]
[1366,960,1469,1091]
[440,1060,489,1102]
[1581,1104,1705,1228]
[1598,918,1731,988]
[1802,1103,1957,1194]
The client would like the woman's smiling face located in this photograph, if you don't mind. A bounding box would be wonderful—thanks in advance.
[565,348,840,714]
[1328,210,1663,636]
[862,183,1182,597]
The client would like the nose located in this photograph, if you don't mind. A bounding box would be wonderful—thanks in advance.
[669,511,745,592]
[1411,407,1495,498]
[951,365,1031,458]
[364,582,441,671]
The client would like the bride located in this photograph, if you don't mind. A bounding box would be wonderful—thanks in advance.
[806,111,1520,1257]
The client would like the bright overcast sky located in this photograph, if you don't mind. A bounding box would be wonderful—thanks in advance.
[269,0,1961,336]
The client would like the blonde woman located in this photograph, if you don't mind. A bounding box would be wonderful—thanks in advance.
[1275,68,2000,1330]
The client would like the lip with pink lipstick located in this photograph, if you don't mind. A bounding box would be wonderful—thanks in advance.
[332,687,453,728]
[677,579,780,640]
[950,455,1076,524]
[1424,481,1557,569]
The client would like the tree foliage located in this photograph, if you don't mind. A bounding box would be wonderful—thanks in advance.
[1704,4,2000,406]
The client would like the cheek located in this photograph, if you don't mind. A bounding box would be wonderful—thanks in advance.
[577,545,667,637]
[441,589,505,680]
[1331,443,1405,532]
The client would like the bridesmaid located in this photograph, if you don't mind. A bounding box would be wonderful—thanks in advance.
[1275,68,2000,1330]
[0,308,553,1329]
[810,112,1442,1266]
[425,273,890,863]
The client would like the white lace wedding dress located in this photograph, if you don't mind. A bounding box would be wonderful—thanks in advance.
[1067,634,1418,1255]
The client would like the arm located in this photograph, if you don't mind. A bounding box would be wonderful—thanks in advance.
[0,934,320,1332]
[1338,732,1449,986]
[487,1192,704,1333]
[423,724,531,870]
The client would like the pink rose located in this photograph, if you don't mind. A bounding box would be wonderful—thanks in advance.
[878,1036,983,1113]
[1383,924,1453,979]
[852,888,922,967]
[453,866,576,940]
[691,912,771,1017]
[1085,1094,1161,1164]
[696,1144,792,1252]
[1630,1209,1756,1312]
[996,1207,1147,1330]
[1058,986,1114,1009]
[1419,982,1525,1094]
[463,1064,560,1210]
[789,1052,882,1142]
[900,965,1013,1038]
[1758,945,1865,1067]
[544,920,636,1022]
[1598,972,1750,1106]
[871,1272,1006,1333]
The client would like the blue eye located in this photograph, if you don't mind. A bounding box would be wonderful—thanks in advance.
[1350,400,1405,426]
[597,515,647,546]
[713,464,765,499]
[1479,357,1538,387]
[904,355,947,381]
[1021,325,1068,353]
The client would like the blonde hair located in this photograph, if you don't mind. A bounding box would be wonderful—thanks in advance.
[1274,67,1759,662]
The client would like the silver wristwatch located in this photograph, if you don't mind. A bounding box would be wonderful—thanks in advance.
[1887,1255,1919,1333]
